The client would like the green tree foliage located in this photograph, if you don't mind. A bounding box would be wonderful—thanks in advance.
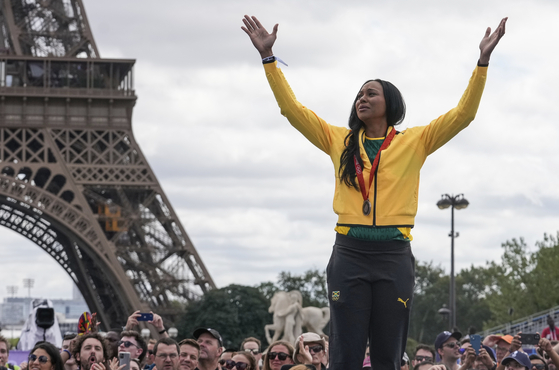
[256,268,328,308]
[484,233,559,327]
[177,284,271,349]
[409,262,492,344]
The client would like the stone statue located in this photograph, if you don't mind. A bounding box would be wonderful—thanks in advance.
[264,290,330,344]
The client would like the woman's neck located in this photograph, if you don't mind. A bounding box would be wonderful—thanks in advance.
[364,121,388,138]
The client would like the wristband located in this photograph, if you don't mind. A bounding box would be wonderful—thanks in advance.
[262,55,288,67]
[62,349,71,358]
[159,329,167,334]
[477,59,489,67]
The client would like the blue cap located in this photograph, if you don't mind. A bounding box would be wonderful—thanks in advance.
[502,351,531,369]
[435,331,462,351]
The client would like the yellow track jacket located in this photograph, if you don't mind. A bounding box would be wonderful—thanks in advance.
[264,62,487,228]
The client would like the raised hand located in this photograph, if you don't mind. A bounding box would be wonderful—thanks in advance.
[241,15,278,58]
[479,17,507,65]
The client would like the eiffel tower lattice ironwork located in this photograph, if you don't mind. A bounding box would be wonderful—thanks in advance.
[0,0,215,329]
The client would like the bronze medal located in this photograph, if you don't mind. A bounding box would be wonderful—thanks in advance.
[363,199,371,216]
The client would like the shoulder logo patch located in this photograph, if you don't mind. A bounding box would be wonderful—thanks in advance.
[397,298,409,308]
[332,291,340,301]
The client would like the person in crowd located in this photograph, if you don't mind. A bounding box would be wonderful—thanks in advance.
[412,345,435,368]
[219,350,235,370]
[194,328,223,370]
[119,331,147,364]
[261,341,295,370]
[240,338,262,368]
[1,334,21,370]
[435,331,462,370]
[500,351,532,370]
[145,339,157,370]
[130,359,141,370]
[413,361,434,370]
[28,342,63,370]
[543,317,559,341]
[105,331,121,360]
[537,337,559,370]
[178,339,199,370]
[126,311,169,339]
[70,333,110,370]
[530,355,548,370]
[62,333,78,370]
[486,335,514,365]
[460,343,496,370]
[241,12,507,370]
[401,353,410,370]
[153,338,179,370]
[227,352,256,370]
[293,333,326,370]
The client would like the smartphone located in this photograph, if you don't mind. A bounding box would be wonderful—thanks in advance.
[519,333,540,345]
[137,313,153,321]
[119,352,130,370]
[470,334,481,355]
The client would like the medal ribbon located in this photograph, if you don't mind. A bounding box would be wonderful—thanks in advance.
[353,127,397,204]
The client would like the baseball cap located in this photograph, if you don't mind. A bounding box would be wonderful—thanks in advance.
[193,327,223,347]
[502,351,531,369]
[435,331,462,350]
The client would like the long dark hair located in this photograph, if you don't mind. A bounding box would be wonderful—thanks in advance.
[338,79,406,189]
[30,342,64,370]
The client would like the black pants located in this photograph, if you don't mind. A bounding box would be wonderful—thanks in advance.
[327,233,415,370]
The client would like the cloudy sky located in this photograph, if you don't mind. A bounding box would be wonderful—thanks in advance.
[2,0,559,308]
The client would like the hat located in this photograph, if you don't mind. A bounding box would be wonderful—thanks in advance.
[293,333,327,363]
[502,351,531,369]
[435,331,462,350]
[193,327,223,347]
[485,334,514,346]
[481,345,496,362]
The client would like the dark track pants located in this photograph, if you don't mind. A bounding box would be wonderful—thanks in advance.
[327,233,415,370]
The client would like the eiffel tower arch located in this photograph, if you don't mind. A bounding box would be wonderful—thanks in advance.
[0,0,215,329]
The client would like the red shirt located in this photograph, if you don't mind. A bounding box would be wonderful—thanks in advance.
[542,326,559,340]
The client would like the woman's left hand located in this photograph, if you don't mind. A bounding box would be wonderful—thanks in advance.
[479,17,507,65]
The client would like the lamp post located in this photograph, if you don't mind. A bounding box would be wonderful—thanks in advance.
[436,193,469,330]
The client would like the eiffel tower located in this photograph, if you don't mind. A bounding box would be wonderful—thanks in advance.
[0,0,215,329]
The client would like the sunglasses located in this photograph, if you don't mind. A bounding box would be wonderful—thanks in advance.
[533,365,546,370]
[224,360,248,370]
[118,340,139,348]
[415,355,433,362]
[29,355,50,364]
[268,352,289,361]
[309,345,323,354]
[244,348,259,355]
[443,342,460,349]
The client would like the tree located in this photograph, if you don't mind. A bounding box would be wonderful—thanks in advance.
[177,284,271,349]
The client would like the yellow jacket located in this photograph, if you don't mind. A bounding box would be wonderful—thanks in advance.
[264,62,487,228]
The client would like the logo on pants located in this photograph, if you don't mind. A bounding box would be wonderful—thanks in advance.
[332,291,340,301]
[397,298,409,308]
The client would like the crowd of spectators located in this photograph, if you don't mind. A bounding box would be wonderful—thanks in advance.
[2,310,559,370]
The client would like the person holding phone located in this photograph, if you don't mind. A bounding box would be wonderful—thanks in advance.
[242,13,507,370]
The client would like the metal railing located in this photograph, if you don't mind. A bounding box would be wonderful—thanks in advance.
[481,305,559,337]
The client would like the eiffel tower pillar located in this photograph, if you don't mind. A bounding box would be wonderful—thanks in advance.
[0,0,215,329]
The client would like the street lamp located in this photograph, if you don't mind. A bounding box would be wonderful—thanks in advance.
[436,193,469,330]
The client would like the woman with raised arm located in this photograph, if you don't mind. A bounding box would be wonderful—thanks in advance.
[242,15,507,370]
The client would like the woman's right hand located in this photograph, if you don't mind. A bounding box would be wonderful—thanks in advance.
[241,15,278,58]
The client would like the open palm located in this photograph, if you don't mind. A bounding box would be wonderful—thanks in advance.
[242,15,278,58]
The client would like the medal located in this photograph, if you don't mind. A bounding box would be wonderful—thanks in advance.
[362,199,371,216]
